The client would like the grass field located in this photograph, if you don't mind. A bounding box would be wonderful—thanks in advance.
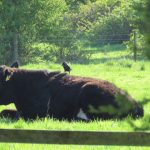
[0,45,150,149]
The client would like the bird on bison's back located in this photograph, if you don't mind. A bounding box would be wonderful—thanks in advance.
[11,61,19,68]
[62,62,72,74]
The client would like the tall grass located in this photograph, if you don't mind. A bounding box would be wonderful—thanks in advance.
[0,45,149,149]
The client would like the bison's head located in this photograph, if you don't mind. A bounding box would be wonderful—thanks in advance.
[0,62,19,105]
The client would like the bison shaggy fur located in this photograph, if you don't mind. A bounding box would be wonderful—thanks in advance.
[0,65,144,121]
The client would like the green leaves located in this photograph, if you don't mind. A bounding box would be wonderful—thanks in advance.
[0,0,148,63]
[0,0,68,63]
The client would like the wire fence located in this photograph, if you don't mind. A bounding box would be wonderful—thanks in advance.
[0,33,131,43]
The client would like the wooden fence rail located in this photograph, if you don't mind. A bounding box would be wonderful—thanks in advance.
[0,129,150,146]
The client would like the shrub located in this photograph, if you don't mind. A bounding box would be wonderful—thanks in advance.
[125,30,146,60]
[21,43,59,63]
[20,41,91,63]
[69,0,133,45]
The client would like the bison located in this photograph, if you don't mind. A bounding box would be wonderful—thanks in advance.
[0,64,143,121]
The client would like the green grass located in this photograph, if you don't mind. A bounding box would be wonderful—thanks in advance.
[0,45,150,149]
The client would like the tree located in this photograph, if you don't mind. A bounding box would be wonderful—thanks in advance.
[0,0,67,64]
[143,0,150,59]
[0,0,34,63]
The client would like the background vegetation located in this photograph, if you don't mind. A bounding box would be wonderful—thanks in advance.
[0,0,149,64]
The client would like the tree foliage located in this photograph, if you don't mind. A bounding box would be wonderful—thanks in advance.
[0,0,148,64]
[0,0,67,64]
[143,0,150,59]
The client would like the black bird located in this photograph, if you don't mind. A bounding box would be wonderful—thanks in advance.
[62,62,72,74]
[11,61,19,68]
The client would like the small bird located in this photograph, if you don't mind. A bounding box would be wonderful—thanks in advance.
[11,61,19,68]
[62,61,72,74]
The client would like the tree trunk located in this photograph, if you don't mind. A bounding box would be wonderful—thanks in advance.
[133,31,137,62]
[12,32,19,63]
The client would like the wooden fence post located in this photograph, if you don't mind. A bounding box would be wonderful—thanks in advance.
[12,32,19,63]
[133,30,138,62]
[0,129,150,146]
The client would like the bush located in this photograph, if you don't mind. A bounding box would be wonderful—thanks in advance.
[21,43,59,63]
[20,41,91,63]
[0,39,11,64]
[125,30,146,59]
[144,46,150,59]
[143,0,150,59]
[68,0,134,45]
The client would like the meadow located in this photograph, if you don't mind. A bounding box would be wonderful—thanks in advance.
[0,45,150,150]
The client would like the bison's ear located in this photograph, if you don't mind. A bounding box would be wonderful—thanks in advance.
[4,68,13,82]
[11,61,19,68]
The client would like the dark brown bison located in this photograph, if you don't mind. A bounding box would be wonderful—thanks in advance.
[0,64,143,121]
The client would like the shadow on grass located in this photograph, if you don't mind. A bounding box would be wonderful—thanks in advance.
[84,44,126,53]
[70,44,127,64]
[127,115,150,131]
[73,53,132,65]
[140,98,150,106]
[90,55,132,64]
[127,98,150,131]
[75,47,147,65]
[76,54,147,65]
